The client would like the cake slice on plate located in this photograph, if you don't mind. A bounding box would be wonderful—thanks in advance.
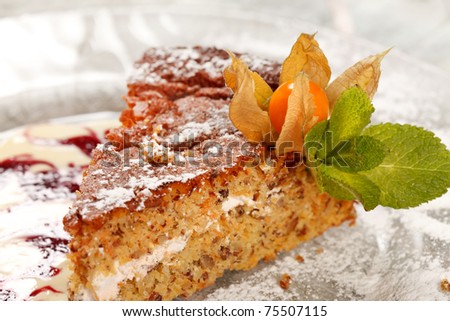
[63,45,355,300]
[64,34,450,301]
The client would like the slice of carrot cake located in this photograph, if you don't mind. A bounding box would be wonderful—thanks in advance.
[63,45,355,300]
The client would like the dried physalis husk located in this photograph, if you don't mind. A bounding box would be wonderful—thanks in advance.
[279,33,331,89]
[276,73,316,155]
[224,52,273,110]
[326,49,390,110]
[251,72,273,110]
[225,54,273,143]
[223,51,243,92]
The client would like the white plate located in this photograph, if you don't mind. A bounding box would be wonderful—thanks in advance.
[0,3,450,300]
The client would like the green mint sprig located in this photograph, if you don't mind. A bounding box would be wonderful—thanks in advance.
[305,86,450,211]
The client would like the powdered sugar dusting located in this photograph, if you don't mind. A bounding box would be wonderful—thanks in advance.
[130,47,228,84]
[91,187,136,212]
[72,50,260,221]
[73,105,244,219]
[177,122,212,143]
[129,46,277,86]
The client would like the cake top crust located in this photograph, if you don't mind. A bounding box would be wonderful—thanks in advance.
[65,47,280,230]
[130,46,280,93]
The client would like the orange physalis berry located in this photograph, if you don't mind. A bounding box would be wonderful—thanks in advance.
[268,80,329,133]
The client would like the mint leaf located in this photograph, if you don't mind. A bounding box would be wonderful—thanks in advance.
[330,135,386,172]
[306,87,450,211]
[361,123,450,208]
[304,120,327,164]
[328,86,375,142]
[317,166,380,210]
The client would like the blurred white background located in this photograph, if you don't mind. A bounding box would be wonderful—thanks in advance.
[1,0,449,130]
[1,0,449,73]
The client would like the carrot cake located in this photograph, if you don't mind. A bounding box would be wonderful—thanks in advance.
[63,46,355,301]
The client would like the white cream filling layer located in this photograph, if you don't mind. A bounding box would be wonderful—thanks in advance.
[221,196,256,212]
[91,235,189,300]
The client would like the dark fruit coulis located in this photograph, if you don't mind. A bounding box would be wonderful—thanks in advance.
[29,286,62,298]
[0,288,17,301]
[59,131,101,157]
[25,235,69,259]
[0,155,55,173]
[0,124,107,301]
[33,170,80,194]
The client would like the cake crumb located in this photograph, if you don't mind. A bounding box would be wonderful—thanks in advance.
[315,247,324,254]
[440,279,450,292]
[279,273,292,290]
[148,292,163,301]
[295,255,305,263]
